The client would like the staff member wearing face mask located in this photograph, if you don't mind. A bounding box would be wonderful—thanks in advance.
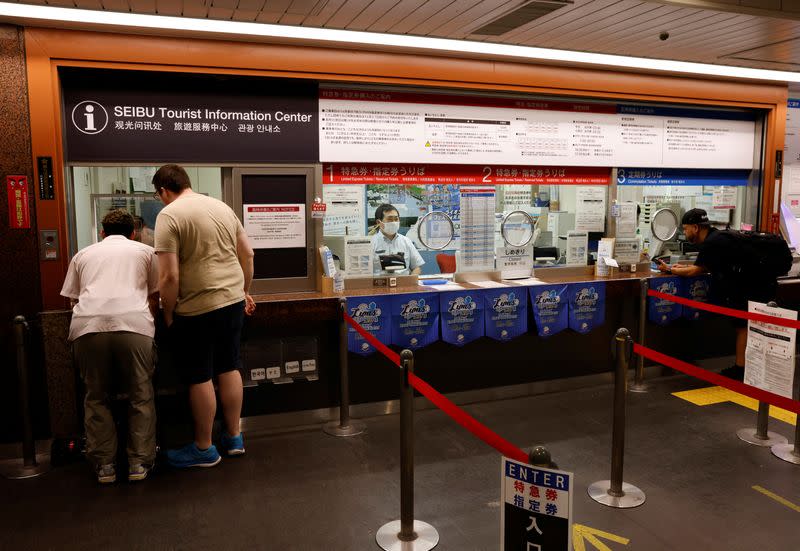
[657,208,777,380]
[371,203,425,275]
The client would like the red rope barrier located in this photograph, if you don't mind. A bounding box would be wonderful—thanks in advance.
[633,343,800,415]
[648,289,800,330]
[343,313,530,463]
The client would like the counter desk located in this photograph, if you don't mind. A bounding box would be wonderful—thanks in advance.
[40,269,785,439]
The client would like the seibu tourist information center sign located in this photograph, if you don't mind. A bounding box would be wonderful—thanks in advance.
[60,67,318,164]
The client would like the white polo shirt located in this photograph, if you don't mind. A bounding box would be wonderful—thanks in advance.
[371,231,425,275]
[60,235,159,341]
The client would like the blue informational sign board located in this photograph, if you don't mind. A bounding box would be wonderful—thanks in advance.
[484,288,528,341]
[568,283,606,334]
[616,168,750,187]
[530,285,569,338]
[346,296,392,356]
[501,457,573,551]
[681,276,710,320]
[648,277,683,325]
[440,290,484,346]
[390,293,440,350]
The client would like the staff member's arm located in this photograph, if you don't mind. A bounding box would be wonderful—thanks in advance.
[407,239,425,276]
[157,252,180,327]
[237,227,256,315]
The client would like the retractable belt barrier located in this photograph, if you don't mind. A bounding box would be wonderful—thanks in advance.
[344,312,530,464]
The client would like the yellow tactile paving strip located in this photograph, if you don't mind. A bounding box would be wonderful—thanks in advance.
[672,386,797,426]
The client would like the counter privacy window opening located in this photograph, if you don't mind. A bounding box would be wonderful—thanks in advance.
[320,166,759,281]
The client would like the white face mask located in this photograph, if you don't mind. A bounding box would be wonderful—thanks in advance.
[382,221,400,236]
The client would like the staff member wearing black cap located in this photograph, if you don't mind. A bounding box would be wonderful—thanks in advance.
[657,208,777,380]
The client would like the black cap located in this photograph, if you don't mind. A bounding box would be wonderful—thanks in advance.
[681,208,710,225]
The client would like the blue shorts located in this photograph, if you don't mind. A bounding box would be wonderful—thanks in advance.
[171,301,245,385]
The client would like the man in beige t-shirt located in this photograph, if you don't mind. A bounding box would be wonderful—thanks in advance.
[153,164,255,469]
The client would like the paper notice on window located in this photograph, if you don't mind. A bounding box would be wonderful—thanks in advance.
[323,185,364,236]
[711,186,736,210]
[616,202,637,238]
[566,230,588,266]
[575,186,606,232]
[744,301,797,399]
[244,204,306,249]
[459,186,496,272]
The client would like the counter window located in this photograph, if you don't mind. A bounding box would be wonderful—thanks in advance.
[70,166,223,253]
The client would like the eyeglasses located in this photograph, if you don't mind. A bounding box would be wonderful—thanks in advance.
[152,188,162,200]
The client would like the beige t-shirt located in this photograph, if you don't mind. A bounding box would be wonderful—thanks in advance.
[155,193,245,316]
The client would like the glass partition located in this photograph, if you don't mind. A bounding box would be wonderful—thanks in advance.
[70,165,223,253]
[322,170,759,279]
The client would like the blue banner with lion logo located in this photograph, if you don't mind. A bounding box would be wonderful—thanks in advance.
[568,283,606,334]
[346,297,392,356]
[440,290,485,346]
[648,277,682,325]
[530,285,569,338]
[681,276,710,320]
[391,294,440,350]
[484,288,527,341]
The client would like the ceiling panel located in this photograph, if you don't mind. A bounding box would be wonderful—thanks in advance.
[367,0,427,32]
[429,0,520,39]
[9,0,800,73]
[531,1,646,48]
[301,0,347,27]
[387,0,465,35]
[347,0,410,31]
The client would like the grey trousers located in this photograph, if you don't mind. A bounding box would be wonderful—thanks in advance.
[73,332,156,466]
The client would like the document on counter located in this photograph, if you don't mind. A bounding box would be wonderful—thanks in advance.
[575,186,606,232]
[744,301,797,399]
[507,277,545,286]
[470,280,507,288]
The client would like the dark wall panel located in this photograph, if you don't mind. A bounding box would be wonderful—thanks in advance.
[0,25,47,442]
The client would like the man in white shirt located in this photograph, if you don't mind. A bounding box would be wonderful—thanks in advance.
[371,203,425,275]
[60,209,159,484]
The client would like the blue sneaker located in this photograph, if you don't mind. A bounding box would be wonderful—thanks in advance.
[166,443,221,469]
[219,433,246,457]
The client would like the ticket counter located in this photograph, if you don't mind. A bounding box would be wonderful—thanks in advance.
[26,31,788,438]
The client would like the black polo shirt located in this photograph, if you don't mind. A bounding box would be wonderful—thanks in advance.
[695,227,776,308]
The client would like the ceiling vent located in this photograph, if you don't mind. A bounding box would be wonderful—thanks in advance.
[471,0,573,36]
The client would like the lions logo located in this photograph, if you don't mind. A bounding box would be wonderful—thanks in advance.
[492,292,520,314]
[400,298,431,321]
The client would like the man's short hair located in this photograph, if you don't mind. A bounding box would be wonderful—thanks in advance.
[682,208,710,226]
[102,209,135,237]
[375,203,399,222]
[153,164,192,194]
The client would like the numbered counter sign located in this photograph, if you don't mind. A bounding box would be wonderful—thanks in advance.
[501,457,573,551]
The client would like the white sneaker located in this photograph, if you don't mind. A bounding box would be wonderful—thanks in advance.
[128,463,151,482]
[96,464,116,484]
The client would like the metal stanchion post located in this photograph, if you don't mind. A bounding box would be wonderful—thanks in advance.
[324,299,365,437]
[737,302,788,447]
[376,350,439,551]
[737,401,788,447]
[588,328,645,508]
[0,316,51,479]
[771,418,800,465]
[629,278,649,393]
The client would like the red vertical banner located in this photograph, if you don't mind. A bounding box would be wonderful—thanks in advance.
[6,175,30,229]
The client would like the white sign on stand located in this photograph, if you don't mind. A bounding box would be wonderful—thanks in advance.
[244,204,305,249]
[500,457,573,551]
[497,245,534,279]
[745,301,797,399]
[566,231,588,266]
